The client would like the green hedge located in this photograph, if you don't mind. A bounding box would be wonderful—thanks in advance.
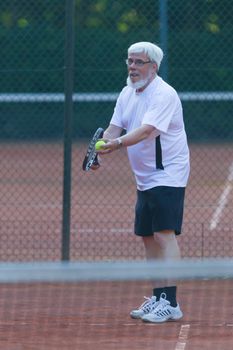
[0,100,232,141]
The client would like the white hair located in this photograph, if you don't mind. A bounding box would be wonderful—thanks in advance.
[128,42,164,69]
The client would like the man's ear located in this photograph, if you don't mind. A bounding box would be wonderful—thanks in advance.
[153,62,158,73]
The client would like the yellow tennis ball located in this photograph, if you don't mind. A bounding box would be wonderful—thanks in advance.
[95,140,106,151]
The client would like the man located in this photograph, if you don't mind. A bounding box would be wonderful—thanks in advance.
[94,42,190,323]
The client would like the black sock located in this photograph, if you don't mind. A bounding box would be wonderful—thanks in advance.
[153,287,165,300]
[163,286,177,307]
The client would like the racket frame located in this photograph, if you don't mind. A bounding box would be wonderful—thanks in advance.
[82,127,104,171]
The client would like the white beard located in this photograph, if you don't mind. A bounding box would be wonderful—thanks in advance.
[126,76,149,90]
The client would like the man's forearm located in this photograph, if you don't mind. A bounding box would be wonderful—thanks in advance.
[98,124,158,153]
[103,125,122,139]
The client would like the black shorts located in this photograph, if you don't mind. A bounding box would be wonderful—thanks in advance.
[134,186,186,236]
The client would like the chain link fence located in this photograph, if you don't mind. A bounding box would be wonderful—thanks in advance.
[0,0,232,261]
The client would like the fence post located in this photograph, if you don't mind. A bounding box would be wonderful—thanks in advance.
[159,0,168,81]
[62,0,75,261]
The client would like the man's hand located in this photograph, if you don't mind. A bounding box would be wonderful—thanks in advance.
[96,138,121,154]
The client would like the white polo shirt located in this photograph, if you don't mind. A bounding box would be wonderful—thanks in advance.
[110,76,190,191]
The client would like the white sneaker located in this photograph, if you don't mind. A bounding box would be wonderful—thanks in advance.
[142,293,183,323]
[130,296,159,319]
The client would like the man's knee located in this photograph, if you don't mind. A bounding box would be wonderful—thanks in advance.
[154,231,176,248]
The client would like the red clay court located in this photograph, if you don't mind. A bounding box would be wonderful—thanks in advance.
[0,141,232,349]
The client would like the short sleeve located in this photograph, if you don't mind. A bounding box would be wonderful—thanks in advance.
[142,91,177,133]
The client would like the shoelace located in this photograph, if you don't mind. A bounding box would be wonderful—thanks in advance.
[139,296,157,312]
[152,293,170,314]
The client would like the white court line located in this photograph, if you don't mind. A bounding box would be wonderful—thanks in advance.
[210,161,233,230]
[175,324,190,350]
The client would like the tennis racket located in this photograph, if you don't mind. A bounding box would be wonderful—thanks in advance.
[82,127,104,171]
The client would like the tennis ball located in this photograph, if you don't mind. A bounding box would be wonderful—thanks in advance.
[95,140,106,151]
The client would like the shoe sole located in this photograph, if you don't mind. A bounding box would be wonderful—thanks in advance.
[142,314,183,323]
[130,313,144,319]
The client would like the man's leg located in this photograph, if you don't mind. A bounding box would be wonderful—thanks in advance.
[142,230,180,260]
[142,235,163,260]
[141,230,183,323]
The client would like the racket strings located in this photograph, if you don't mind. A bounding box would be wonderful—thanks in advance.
[82,127,104,171]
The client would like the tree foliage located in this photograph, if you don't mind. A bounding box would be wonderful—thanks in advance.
[0,0,232,91]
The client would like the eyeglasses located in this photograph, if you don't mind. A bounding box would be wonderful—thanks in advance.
[125,58,152,67]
